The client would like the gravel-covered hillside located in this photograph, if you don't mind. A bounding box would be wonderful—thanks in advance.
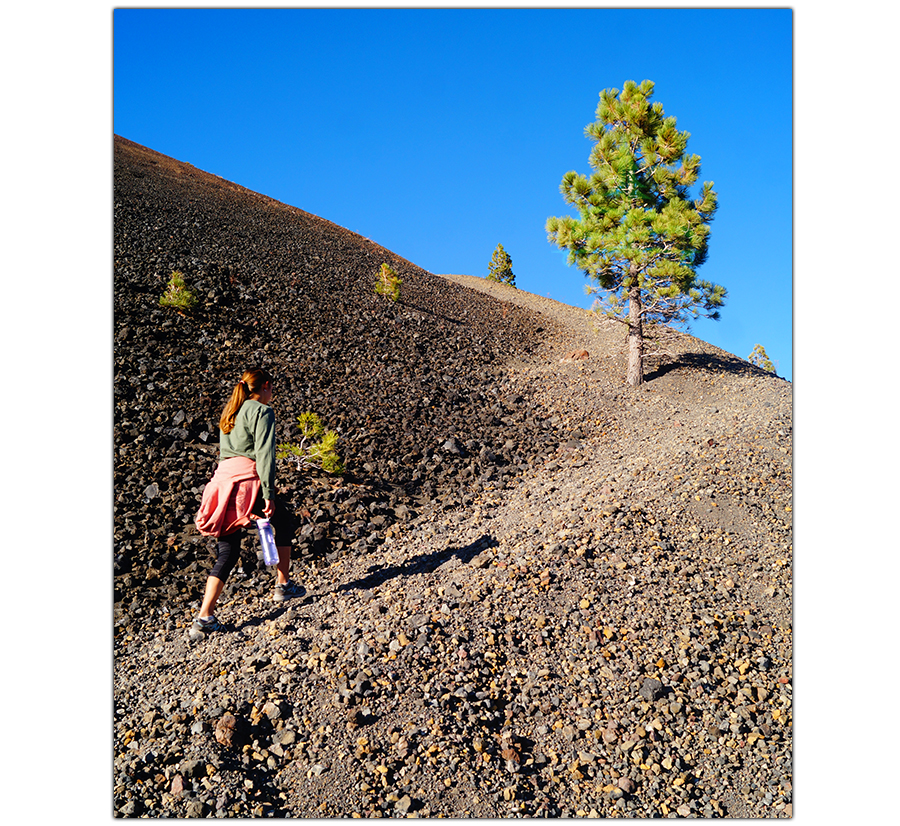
[113,136,792,818]
[113,136,573,577]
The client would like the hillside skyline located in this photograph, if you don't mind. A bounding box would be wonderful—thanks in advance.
[113,7,793,380]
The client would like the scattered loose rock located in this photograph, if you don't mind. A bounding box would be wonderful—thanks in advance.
[114,137,792,819]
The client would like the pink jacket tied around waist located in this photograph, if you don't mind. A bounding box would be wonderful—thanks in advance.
[195,456,261,537]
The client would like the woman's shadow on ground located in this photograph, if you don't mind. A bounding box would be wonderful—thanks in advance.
[227,534,497,632]
[336,534,498,593]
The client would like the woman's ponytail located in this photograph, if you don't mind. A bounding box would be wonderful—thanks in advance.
[219,367,272,434]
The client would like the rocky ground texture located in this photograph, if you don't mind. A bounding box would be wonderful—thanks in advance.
[113,136,792,818]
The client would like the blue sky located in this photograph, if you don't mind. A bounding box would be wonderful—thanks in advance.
[113,7,793,380]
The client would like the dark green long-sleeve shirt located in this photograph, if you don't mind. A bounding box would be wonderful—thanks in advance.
[219,400,276,500]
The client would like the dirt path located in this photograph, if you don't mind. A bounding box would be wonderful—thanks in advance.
[436,273,620,351]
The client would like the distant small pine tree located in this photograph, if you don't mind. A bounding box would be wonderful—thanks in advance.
[487,244,515,287]
[375,262,402,301]
[159,270,197,312]
[749,344,776,374]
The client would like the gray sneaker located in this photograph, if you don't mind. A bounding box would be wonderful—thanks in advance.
[189,615,225,642]
[273,580,305,602]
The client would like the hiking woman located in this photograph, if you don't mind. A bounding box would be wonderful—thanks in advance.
[191,366,302,639]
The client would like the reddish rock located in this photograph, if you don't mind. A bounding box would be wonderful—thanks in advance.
[558,349,590,364]
[618,777,637,794]
[170,774,184,797]
[215,713,237,747]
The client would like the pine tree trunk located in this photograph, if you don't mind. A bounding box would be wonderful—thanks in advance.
[626,283,644,386]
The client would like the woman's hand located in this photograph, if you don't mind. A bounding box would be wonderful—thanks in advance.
[263,499,275,518]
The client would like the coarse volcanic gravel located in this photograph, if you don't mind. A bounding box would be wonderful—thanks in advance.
[113,136,792,818]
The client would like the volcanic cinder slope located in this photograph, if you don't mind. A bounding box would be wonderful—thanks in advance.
[113,135,793,818]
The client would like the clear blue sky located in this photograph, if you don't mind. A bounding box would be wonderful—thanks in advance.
[113,7,793,380]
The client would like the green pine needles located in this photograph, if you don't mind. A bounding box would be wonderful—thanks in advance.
[487,243,516,287]
[159,271,198,313]
[277,412,345,475]
[546,79,726,386]
[375,262,402,302]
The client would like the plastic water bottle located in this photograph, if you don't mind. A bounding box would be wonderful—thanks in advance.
[256,518,279,566]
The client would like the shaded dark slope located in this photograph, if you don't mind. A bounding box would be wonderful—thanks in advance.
[113,135,572,592]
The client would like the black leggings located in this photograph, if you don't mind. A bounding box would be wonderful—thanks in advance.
[210,530,246,583]
[209,493,296,583]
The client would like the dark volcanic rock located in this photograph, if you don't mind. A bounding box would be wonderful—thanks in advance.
[639,677,666,702]
[113,135,566,612]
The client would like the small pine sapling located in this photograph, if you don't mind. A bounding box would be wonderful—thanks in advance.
[748,344,777,374]
[375,262,402,302]
[277,412,345,474]
[487,244,516,287]
[306,430,344,474]
[159,271,198,312]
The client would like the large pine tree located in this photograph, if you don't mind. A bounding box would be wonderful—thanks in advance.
[546,80,726,386]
